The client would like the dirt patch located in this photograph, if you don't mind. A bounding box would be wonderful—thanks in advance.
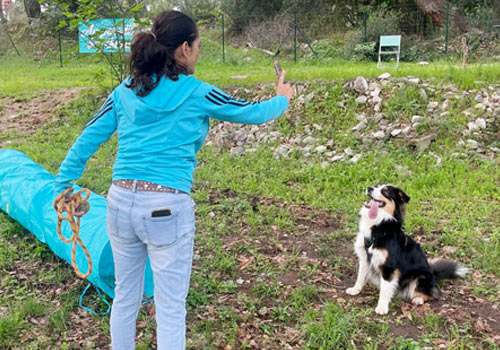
[0,88,84,145]
[201,189,500,348]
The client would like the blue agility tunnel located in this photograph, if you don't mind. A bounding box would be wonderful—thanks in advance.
[0,149,154,299]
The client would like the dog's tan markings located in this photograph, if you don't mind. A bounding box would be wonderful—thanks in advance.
[380,196,395,216]
[412,292,431,305]
[390,269,400,281]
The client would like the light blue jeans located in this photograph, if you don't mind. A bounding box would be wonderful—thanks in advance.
[106,183,195,350]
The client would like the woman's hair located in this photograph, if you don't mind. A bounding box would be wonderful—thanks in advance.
[126,10,198,96]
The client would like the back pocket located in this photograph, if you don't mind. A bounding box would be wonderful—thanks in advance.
[143,212,178,247]
[106,202,120,237]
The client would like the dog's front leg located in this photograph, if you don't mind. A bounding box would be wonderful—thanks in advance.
[375,277,398,315]
[346,237,369,295]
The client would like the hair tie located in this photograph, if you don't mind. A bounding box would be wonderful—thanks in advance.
[149,31,157,40]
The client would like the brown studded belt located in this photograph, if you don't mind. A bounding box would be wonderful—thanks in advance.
[113,179,186,194]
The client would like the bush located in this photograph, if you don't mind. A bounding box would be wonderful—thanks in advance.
[304,39,343,61]
[345,5,403,62]
[352,41,377,61]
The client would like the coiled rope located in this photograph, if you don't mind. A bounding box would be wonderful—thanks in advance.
[53,188,92,279]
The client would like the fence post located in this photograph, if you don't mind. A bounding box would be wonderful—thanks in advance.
[294,13,297,63]
[363,10,367,42]
[2,24,20,56]
[58,30,63,67]
[221,14,225,63]
[444,1,450,54]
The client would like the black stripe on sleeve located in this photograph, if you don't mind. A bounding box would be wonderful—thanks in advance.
[228,100,251,107]
[97,98,113,113]
[211,89,231,101]
[86,106,113,127]
[207,92,228,105]
[205,95,222,106]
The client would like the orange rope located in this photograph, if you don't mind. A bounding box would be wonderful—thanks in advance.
[53,188,92,279]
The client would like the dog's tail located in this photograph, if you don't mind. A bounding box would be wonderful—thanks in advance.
[430,258,470,282]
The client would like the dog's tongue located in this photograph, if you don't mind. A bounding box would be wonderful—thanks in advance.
[368,200,379,219]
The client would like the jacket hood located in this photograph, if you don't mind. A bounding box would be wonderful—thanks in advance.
[116,75,202,126]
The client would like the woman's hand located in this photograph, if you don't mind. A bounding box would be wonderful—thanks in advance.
[276,70,294,102]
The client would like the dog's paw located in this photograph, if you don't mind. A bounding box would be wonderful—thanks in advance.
[375,304,389,315]
[346,287,361,296]
[412,297,424,305]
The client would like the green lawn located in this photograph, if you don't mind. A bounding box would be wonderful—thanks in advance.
[0,53,499,349]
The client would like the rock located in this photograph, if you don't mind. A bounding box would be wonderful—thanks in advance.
[412,115,423,123]
[338,101,345,108]
[305,92,315,103]
[374,103,381,112]
[314,145,327,154]
[353,76,369,94]
[468,118,487,131]
[427,101,439,111]
[274,144,293,158]
[370,87,381,97]
[466,139,479,149]
[330,155,345,162]
[312,124,322,131]
[230,146,245,156]
[475,118,486,129]
[355,95,367,104]
[234,129,248,142]
[321,161,329,169]
[378,72,391,80]
[418,61,429,66]
[408,133,437,152]
[402,126,412,135]
[303,136,317,145]
[295,95,305,106]
[373,113,384,123]
[442,99,450,111]
[407,77,420,84]
[373,131,385,139]
[352,121,367,131]
[372,96,382,104]
[419,88,428,102]
[474,95,484,103]
[391,129,402,137]
[344,148,354,156]
[350,154,362,164]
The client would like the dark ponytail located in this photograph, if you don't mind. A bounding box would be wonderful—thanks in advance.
[126,10,198,97]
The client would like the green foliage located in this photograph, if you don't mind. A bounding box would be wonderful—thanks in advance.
[352,41,377,61]
[384,85,427,122]
[304,303,359,349]
[42,0,148,85]
[304,39,343,61]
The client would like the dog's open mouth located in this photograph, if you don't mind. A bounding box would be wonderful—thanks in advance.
[365,196,385,219]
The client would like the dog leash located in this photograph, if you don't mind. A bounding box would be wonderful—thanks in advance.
[53,187,92,279]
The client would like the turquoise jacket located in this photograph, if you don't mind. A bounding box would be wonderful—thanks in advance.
[54,75,289,195]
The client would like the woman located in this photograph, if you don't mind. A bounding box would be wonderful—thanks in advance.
[54,10,293,350]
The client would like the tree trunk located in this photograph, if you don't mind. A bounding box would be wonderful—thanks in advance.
[23,0,41,19]
[0,1,7,24]
[412,0,447,27]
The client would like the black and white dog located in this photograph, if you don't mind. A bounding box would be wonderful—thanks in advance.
[346,184,469,315]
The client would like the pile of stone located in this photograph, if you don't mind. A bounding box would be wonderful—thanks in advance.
[204,74,499,163]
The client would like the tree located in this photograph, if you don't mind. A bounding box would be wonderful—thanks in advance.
[24,0,41,20]
[0,1,6,24]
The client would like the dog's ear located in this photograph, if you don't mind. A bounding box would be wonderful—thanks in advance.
[398,189,410,203]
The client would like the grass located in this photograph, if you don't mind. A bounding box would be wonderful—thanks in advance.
[0,47,499,349]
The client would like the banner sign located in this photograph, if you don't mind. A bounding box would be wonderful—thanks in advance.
[79,18,134,53]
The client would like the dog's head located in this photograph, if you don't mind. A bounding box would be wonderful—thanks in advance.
[360,184,410,224]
